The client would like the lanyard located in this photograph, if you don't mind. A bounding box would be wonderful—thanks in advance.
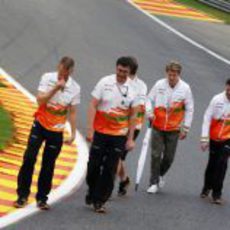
[116,84,129,105]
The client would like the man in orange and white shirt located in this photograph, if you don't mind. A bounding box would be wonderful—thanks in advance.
[200,79,230,205]
[117,56,147,196]
[14,57,80,210]
[86,57,137,213]
[147,61,194,194]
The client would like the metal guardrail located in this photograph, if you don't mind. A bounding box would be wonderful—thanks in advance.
[200,0,230,12]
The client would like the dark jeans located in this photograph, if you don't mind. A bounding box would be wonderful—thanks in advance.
[120,129,140,161]
[17,120,63,202]
[202,140,230,199]
[150,128,179,184]
[86,132,126,204]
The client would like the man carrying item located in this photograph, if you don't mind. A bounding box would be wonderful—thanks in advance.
[117,56,147,196]
[86,57,137,213]
[14,57,80,210]
[147,61,194,194]
[200,79,230,205]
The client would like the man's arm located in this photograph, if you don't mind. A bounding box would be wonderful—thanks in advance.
[131,82,148,130]
[180,86,194,139]
[65,105,77,144]
[37,78,65,105]
[86,97,100,142]
[126,106,139,151]
[146,83,157,125]
[201,99,214,151]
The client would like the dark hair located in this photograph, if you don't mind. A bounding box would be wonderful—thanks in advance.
[60,56,75,70]
[116,57,132,70]
[166,61,182,74]
[127,56,138,75]
[226,79,230,86]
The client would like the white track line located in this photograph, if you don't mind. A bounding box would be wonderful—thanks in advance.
[0,68,89,229]
[127,0,230,66]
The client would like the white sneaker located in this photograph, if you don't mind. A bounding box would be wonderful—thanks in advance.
[147,184,158,194]
[159,177,165,189]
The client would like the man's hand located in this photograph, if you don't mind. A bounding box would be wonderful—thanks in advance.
[126,138,135,151]
[201,141,209,152]
[148,117,153,127]
[86,130,94,143]
[179,130,187,140]
[37,79,66,105]
[55,78,66,91]
[64,134,76,145]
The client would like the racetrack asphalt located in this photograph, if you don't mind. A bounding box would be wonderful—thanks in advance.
[0,0,230,229]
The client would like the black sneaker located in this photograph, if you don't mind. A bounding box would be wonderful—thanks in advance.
[37,200,50,210]
[85,194,93,205]
[200,189,211,199]
[13,197,28,208]
[94,203,106,214]
[118,177,130,196]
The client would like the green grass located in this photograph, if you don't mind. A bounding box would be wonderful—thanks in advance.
[174,0,230,24]
[0,82,6,87]
[0,106,14,150]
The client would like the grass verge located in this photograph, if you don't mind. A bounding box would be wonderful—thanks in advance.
[174,0,230,24]
[0,105,13,150]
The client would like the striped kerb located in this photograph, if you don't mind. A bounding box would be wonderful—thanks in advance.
[132,0,222,22]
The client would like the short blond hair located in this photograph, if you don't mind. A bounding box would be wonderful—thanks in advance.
[166,61,182,74]
[60,56,75,70]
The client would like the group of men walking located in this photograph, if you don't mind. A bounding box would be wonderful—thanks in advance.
[13,56,230,213]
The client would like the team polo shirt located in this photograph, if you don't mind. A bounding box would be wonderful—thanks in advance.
[148,78,194,132]
[35,72,81,132]
[92,74,136,136]
[130,76,148,130]
[201,92,230,142]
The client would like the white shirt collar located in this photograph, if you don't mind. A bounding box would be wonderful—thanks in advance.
[166,78,181,90]
[65,77,72,88]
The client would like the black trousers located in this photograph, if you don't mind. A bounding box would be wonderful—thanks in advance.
[120,129,140,161]
[17,121,63,202]
[86,132,126,204]
[203,140,230,199]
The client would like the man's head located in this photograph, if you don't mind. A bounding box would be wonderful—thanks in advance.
[225,79,230,100]
[127,56,138,78]
[165,61,182,88]
[116,57,132,84]
[58,56,75,81]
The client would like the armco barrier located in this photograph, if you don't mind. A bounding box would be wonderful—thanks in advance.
[200,0,230,13]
